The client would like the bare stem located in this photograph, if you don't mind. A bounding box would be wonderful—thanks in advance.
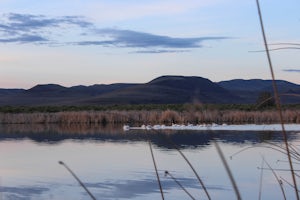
[214,141,242,200]
[58,161,96,200]
[255,0,299,199]
[148,141,165,200]
[258,158,264,200]
[165,171,196,200]
[263,157,287,200]
[166,137,211,200]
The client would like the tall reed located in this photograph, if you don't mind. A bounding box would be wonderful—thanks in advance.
[58,161,97,200]
[255,0,299,198]
[164,171,196,200]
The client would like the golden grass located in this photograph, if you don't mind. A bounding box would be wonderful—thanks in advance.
[0,109,299,124]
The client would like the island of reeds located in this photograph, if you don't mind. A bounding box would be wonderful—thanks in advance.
[0,104,299,125]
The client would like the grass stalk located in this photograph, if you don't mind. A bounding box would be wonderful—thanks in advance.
[280,177,300,192]
[230,143,300,162]
[164,170,196,200]
[166,136,212,200]
[255,1,299,199]
[258,157,264,200]
[213,140,242,200]
[263,157,287,200]
[58,161,96,200]
[255,93,300,110]
[258,168,300,172]
[148,141,165,200]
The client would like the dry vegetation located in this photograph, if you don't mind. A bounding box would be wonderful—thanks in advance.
[0,109,299,125]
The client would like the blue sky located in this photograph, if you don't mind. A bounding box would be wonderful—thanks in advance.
[0,0,299,88]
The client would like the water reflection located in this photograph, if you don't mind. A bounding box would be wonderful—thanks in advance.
[0,124,299,199]
[0,185,50,200]
[86,177,229,200]
[0,176,230,200]
[0,124,298,148]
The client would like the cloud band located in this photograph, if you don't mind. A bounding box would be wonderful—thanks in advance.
[0,13,229,53]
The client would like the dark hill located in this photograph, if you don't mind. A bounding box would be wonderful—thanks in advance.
[27,84,67,97]
[68,83,137,96]
[218,79,300,92]
[0,76,299,106]
[28,84,66,92]
[0,89,24,96]
[26,83,136,98]
[218,79,300,103]
[77,76,241,105]
[150,76,222,91]
[0,83,136,105]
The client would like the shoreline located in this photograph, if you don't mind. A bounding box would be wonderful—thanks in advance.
[123,123,300,132]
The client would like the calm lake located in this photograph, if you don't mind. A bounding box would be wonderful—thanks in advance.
[0,124,299,200]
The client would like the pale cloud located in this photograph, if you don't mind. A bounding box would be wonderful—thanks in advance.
[0,13,230,52]
[0,13,92,33]
[77,28,228,49]
[283,69,300,73]
[0,13,92,43]
[0,34,47,43]
[130,49,190,54]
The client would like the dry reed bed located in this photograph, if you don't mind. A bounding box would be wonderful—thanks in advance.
[0,109,300,124]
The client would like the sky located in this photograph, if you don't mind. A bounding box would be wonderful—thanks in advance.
[0,0,299,89]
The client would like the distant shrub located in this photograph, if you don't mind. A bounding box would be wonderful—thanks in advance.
[256,92,275,109]
[159,110,181,124]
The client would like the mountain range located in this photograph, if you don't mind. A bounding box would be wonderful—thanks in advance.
[0,75,299,106]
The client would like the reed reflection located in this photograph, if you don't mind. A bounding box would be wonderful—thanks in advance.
[0,124,299,148]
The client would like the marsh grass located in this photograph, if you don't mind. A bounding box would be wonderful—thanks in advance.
[0,109,299,125]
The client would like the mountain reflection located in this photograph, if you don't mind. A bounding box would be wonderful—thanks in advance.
[86,177,229,200]
[0,185,50,200]
[0,124,299,148]
[0,176,229,200]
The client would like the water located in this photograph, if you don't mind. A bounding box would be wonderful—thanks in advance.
[0,124,299,200]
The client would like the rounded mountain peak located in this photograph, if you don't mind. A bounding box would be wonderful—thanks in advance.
[148,75,219,91]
